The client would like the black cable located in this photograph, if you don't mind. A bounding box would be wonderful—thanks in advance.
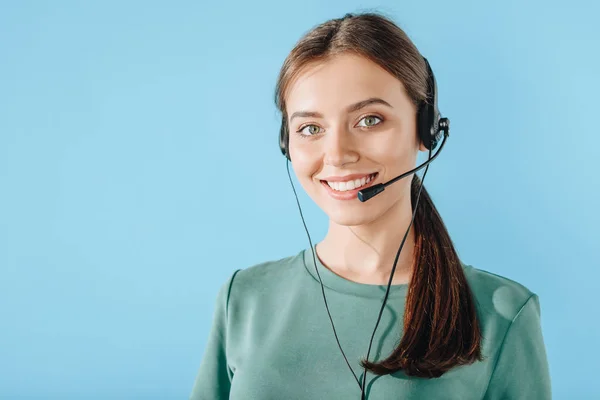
[286,160,362,388]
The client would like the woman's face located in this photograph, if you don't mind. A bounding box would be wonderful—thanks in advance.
[285,52,427,227]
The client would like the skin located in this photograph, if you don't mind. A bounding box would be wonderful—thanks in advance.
[285,52,428,285]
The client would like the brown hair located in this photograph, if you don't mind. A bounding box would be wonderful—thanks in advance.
[274,11,483,378]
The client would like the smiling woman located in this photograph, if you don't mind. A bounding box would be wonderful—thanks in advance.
[189,11,552,400]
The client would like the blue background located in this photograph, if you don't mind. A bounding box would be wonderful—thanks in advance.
[1,1,598,399]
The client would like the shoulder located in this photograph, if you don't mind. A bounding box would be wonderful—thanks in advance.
[219,249,306,305]
[461,263,550,398]
[234,249,304,286]
[461,262,539,323]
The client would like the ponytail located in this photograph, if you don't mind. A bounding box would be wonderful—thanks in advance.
[361,174,484,378]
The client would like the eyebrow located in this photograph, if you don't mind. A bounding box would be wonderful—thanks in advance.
[288,97,393,123]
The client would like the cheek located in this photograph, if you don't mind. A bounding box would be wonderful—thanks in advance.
[290,153,319,183]
[289,140,320,173]
[366,134,414,164]
[363,140,418,187]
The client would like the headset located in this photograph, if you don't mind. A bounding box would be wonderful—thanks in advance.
[281,56,450,399]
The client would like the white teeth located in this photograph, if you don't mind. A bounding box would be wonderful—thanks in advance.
[326,173,376,192]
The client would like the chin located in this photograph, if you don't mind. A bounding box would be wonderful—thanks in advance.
[323,204,380,227]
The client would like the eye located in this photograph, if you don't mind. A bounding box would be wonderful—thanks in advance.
[297,124,322,136]
[357,115,382,128]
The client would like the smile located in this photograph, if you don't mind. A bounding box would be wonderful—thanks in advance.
[324,173,377,191]
[319,172,379,200]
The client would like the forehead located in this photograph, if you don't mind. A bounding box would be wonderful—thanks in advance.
[285,53,410,113]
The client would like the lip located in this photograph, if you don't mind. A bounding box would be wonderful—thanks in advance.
[320,173,376,182]
[320,172,379,201]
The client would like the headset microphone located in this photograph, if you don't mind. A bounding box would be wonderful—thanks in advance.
[357,118,449,202]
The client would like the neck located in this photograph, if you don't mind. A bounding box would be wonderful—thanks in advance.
[316,193,416,286]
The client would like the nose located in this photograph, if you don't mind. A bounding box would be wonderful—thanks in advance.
[323,125,359,167]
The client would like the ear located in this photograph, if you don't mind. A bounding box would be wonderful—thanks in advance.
[418,140,428,152]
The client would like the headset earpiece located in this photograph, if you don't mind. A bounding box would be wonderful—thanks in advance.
[279,114,290,160]
[418,57,443,151]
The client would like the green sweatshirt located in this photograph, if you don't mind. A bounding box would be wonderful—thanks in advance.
[190,246,552,399]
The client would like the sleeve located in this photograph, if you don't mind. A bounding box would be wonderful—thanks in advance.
[483,293,552,400]
[189,270,240,400]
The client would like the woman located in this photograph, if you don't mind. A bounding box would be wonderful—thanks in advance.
[190,12,552,400]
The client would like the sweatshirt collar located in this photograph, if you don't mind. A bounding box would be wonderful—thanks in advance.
[301,243,410,299]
